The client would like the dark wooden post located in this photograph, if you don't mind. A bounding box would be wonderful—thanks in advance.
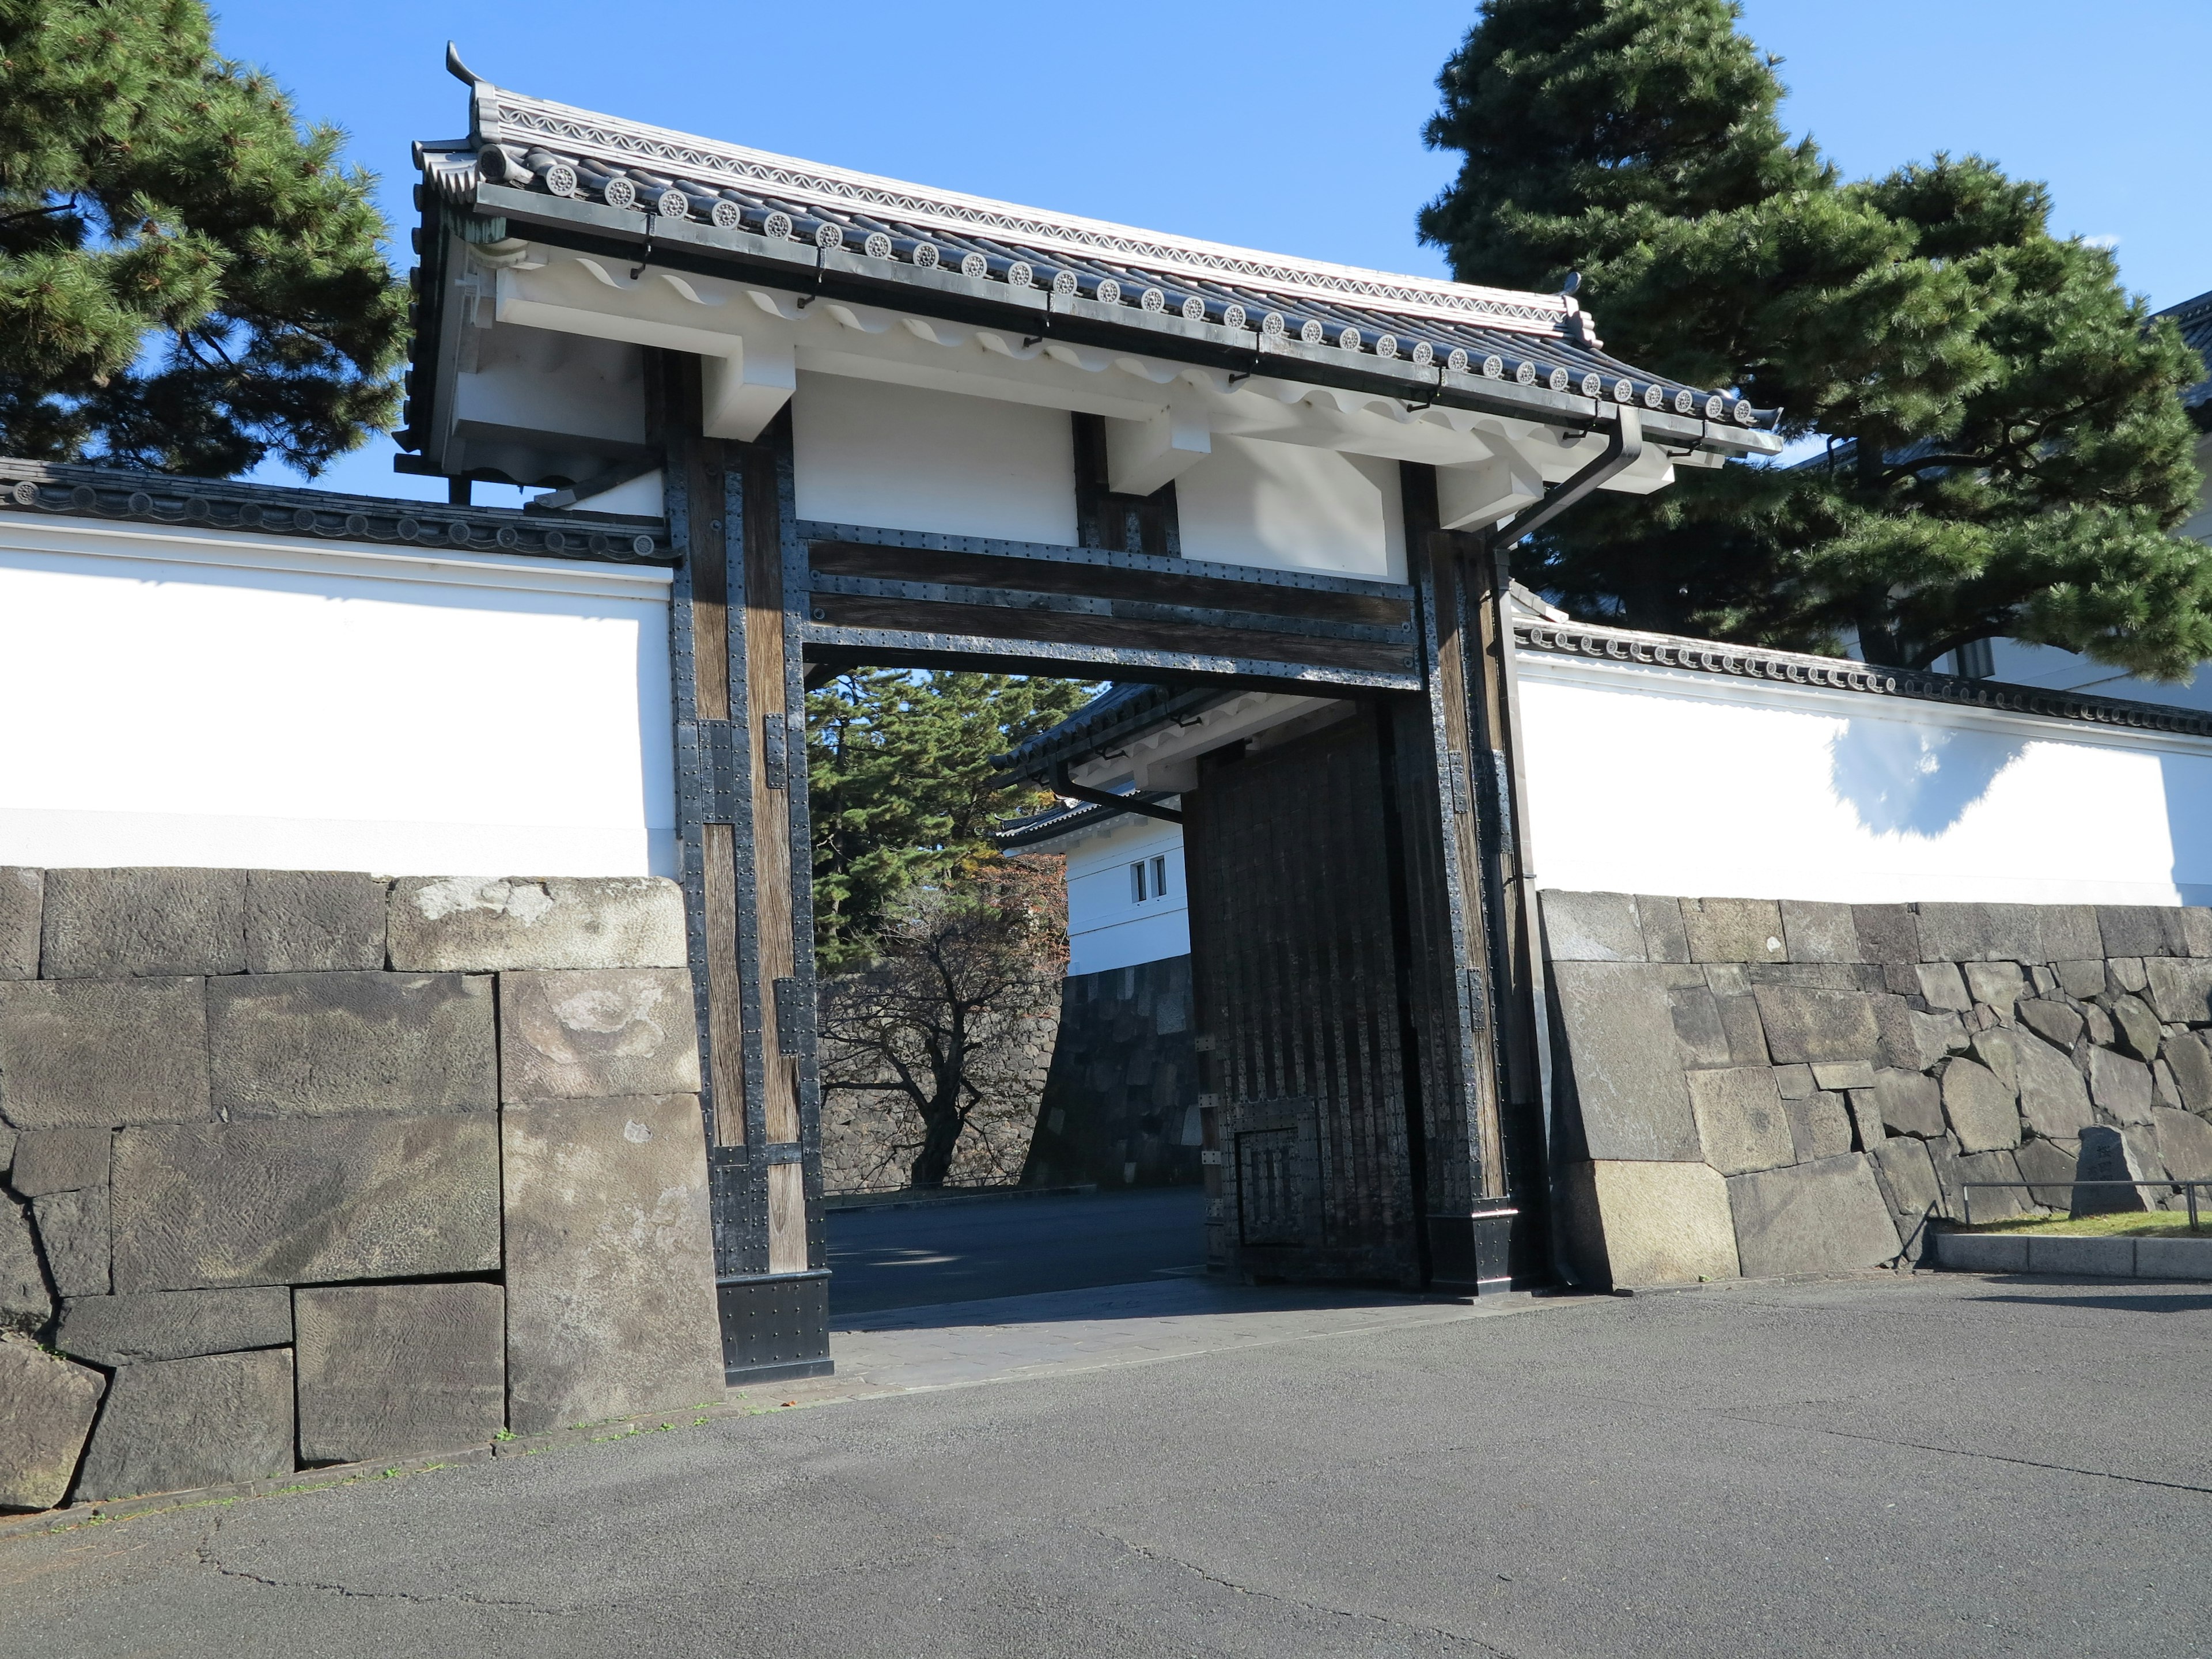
[660,353,830,1382]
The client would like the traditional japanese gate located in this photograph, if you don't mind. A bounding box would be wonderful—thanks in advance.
[400,60,1780,1378]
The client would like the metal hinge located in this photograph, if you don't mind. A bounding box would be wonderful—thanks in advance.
[763,713,788,790]
[1446,751,1473,815]
[772,977,802,1052]
[1463,968,1489,1032]
[699,719,741,823]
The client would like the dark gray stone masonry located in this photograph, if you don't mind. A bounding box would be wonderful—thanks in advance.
[207,971,496,1116]
[294,1283,506,1465]
[39,868,246,978]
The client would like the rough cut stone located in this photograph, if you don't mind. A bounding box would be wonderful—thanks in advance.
[1540,892,1643,961]
[2013,1136,2080,1209]
[244,870,387,973]
[499,969,702,1103]
[2088,1048,2155,1125]
[1781,901,1861,964]
[2055,960,2110,1001]
[2111,957,2149,995]
[1727,1154,1902,1277]
[0,1333,105,1510]
[32,1187,108,1297]
[111,1115,500,1292]
[2151,1107,2212,1183]
[2162,1030,2212,1113]
[1916,962,1973,1012]
[1550,963,1702,1161]
[1913,903,2035,963]
[8,1127,109,1195]
[1851,905,1920,971]
[388,876,687,972]
[1875,997,1967,1071]
[1773,1063,1816,1100]
[207,972,496,1117]
[1845,1090,1887,1153]
[1562,1159,1738,1287]
[0,978,211,1130]
[73,1349,294,1503]
[2184,909,2212,958]
[1687,1067,1796,1176]
[2099,904,2188,959]
[1666,980,1767,1069]
[1962,961,2026,1019]
[502,1094,722,1435]
[2083,1005,2117,1048]
[2073,1125,2153,1217]
[1632,895,1691,963]
[294,1283,506,1465]
[1751,986,1880,1065]
[1681,898,1786,964]
[1925,1133,1969,1219]
[0,868,39,980]
[2144,958,2212,1025]
[1872,1069,1945,1139]
[2015,1033,2095,1139]
[1785,1092,1855,1162]
[1868,1136,1943,1262]
[2155,1056,2183,1109]
[1810,1060,1875,1091]
[1941,1059,2021,1153]
[1957,1148,2034,1224]
[2016,998,2083,1052]
[0,1195,51,1334]
[39,868,245,979]
[2108,994,2161,1062]
[1969,1029,2022,1094]
[56,1287,291,1366]
[0,1125,12,1176]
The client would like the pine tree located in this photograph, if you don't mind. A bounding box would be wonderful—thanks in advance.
[0,0,407,476]
[806,670,1097,972]
[1421,0,2211,676]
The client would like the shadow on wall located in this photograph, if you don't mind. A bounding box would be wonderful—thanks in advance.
[2164,751,2212,906]
[1828,718,2028,838]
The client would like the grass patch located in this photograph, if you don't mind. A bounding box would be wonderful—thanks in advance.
[1961,1210,2209,1238]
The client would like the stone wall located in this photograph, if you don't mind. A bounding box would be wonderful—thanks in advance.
[0,869,723,1513]
[1544,893,2212,1288]
[1021,957,1202,1190]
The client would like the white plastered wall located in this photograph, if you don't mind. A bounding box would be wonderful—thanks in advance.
[1062,815,1190,976]
[0,514,675,876]
[1517,653,2212,906]
[792,372,1077,546]
[1173,437,1406,581]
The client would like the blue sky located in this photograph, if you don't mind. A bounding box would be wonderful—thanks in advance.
[210,0,2212,501]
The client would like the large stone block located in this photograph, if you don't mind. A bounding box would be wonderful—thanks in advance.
[498,968,702,1104]
[2088,1048,2155,1126]
[2016,998,2084,1051]
[0,1195,51,1334]
[2014,1136,2080,1209]
[2161,1031,2212,1113]
[1940,1059,2021,1153]
[294,1283,506,1465]
[0,868,39,980]
[32,1187,107,1297]
[73,1349,294,1503]
[1728,1154,1903,1277]
[1687,1067,1795,1176]
[1852,904,1920,969]
[9,1127,109,1195]
[1785,1092,1855,1162]
[502,1094,722,1435]
[1540,892,1645,961]
[39,868,245,979]
[56,1287,291,1366]
[1868,1135,1942,1262]
[2144,958,2212,1025]
[388,877,687,972]
[1957,1149,2034,1224]
[244,870,387,973]
[1868,1067,1944,1138]
[111,1114,500,1292]
[1914,902,2101,964]
[1631,895,1692,963]
[207,972,495,1117]
[1751,985,1880,1065]
[0,1334,105,1510]
[2016,1032,2094,1139]
[2072,1124,2152,1217]
[2097,905,2189,959]
[2108,995,2161,1062]
[1681,897,1786,964]
[1874,997,1966,1071]
[1560,1160,1739,1288]
[2151,1107,2212,1183]
[0,977,210,1130]
[1548,961,1701,1161]
[1963,961,2027,1020]
[1780,900,1861,964]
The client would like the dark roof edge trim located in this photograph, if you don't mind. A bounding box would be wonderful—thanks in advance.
[0,458,673,566]
[1517,618,2212,740]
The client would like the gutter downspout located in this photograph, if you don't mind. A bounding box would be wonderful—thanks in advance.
[1050,763,1184,826]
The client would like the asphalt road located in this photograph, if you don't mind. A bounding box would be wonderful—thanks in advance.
[10,1273,2211,1657]
[827,1185,1209,1315]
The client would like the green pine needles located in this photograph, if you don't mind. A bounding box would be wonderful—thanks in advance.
[0,1,407,477]
[1422,0,2211,676]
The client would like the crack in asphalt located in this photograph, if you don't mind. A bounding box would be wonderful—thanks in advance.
[1092,1528,1521,1656]
[191,1516,587,1616]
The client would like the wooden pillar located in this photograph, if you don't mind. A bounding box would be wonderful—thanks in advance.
[660,353,830,1382]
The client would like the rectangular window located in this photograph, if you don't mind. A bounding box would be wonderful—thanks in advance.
[1152,855,1168,899]
[1130,861,1147,903]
